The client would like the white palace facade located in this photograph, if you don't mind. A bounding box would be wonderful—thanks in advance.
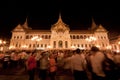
[9,15,110,50]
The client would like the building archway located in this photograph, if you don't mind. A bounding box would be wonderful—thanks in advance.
[58,40,63,48]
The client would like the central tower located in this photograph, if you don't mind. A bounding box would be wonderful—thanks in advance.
[50,13,71,49]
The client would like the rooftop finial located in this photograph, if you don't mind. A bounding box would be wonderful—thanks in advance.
[23,16,29,28]
[91,17,97,29]
[58,12,62,22]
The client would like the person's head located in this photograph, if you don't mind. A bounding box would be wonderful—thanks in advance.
[75,48,81,54]
[49,54,54,59]
[41,52,48,58]
[91,46,99,52]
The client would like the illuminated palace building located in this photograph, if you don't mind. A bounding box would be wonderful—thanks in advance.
[9,14,110,50]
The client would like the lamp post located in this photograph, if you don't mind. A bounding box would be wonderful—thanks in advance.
[31,36,42,50]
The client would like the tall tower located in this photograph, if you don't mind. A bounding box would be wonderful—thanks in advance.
[91,17,97,29]
[50,13,71,49]
[22,17,29,29]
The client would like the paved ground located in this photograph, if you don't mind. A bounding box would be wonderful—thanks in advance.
[0,67,74,80]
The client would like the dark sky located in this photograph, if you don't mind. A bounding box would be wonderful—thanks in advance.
[0,0,120,39]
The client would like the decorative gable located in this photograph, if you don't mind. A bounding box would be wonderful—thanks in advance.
[51,14,70,33]
[12,24,25,32]
[95,24,107,32]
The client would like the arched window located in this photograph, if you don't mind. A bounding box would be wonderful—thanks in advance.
[53,41,56,48]
[20,36,22,39]
[45,35,48,39]
[80,35,83,39]
[78,44,80,47]
[77,35,79,39]
[84,35,87,39]
[41,44,43,47]
[45,44,47,48]
[14,36,16,39]
[26,35,29,39]
[17,36,19,39]
[104,36,106,39]
[70,35,72,39]
[58,40,63,48]
[49,35,51,39]
[37,44,39,48]
[30,35,33,39]
[41,35,44,39]
[33,44,36,48]
[101,36,103,39]
[73,35,75,39]
[16,43,18,47]
[65,41,68,48]
[29,44,31,48]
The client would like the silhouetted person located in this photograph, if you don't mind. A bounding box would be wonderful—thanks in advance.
[27,52,36,80]
[71,48,88,80]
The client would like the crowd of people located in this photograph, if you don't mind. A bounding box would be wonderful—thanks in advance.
[0,46,120,80]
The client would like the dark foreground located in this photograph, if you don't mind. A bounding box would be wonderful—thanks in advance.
[0,66,74,80]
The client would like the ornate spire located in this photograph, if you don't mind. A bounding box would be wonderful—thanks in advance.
[52,12,65,26]
[23,16,28,28]
[57,12,63,23]
[91,17,97,29]
[51,12,70,31]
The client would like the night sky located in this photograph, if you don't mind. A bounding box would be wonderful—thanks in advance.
[0,0,120,39]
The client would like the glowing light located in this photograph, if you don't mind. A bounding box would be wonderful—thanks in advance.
[0,40,6,44]
[31,36,42,41]
[31,36,39,41]
[47,45,51,48]
[79,47,85,50]
[0,40,7,52]
[0,40,2,44]
[118,41,120,44]
[71,45,75,49]
[106,45,112,49]
[0,47,3,51]
[3,41,6,44]
[85,36,97,42]
[21,45,28,48]
[96,45,100,48]
[116,50,120,53]
[9,46,15,49]
[36,47,45,50]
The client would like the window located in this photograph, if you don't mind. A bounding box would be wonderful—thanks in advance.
[14,36,16,39]
[73,35,75,39]
[80,35,83,39]
[65,41,68,48]
[17,36,19,39]
[33,44,36,48]
[58,40,63,48]
[53,41,56,48]
[45,44,47,48]
[84,35,87,39]
[45,35,48,39]
[29,44,31,48]
[20,36,22,39]
[26,35,29,39]
[70,35,72,39]
[41,44,43,47]
[49,35,51,39]
[77,35,79,39]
